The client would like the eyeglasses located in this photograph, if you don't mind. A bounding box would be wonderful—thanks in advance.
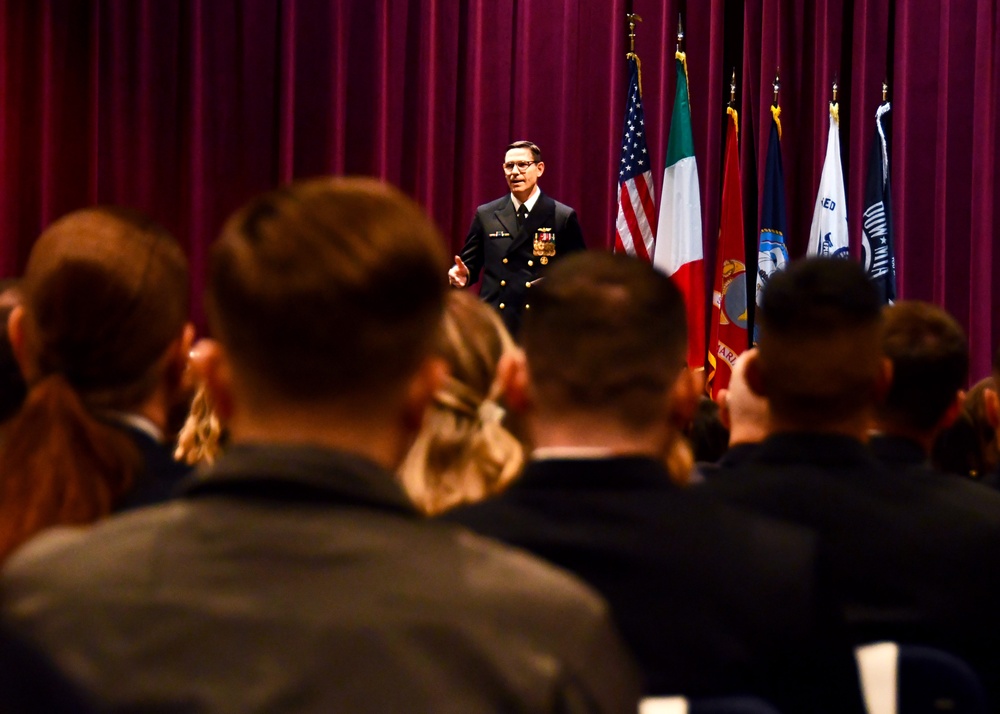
[503,160,536,173]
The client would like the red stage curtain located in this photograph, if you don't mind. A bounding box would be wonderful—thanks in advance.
[0,0,997,373]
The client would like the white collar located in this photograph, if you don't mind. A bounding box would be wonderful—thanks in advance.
[531,446,615,461]
[102,411,165,443]
[511,188,541,213]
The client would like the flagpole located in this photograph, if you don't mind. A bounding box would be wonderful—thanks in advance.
[626,13,643,92]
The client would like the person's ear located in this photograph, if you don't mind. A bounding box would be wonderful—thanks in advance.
[534,161,545,178]
[744,351,767,399]
[668,368,700,428]
[401,356,448,431]
[937,390,965,431]
[165,323,196,392]
[499,349,532,414]
[716,388,732,431]
[986,388,1000,430]
[7,305,38,384]
[873,356,894,404]
[189,339,235,423]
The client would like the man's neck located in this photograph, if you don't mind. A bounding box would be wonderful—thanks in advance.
[767,413,871,442]
[528,414,667,457]
[227,406,413,473]
[512,186,540,208]
[872,422,935,455]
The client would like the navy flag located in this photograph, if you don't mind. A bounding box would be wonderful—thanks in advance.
[861,102,896,303]
[754,106,789,344]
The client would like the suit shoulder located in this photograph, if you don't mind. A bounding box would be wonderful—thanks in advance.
[476,195,511,214]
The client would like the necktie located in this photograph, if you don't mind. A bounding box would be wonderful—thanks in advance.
[516,204,528,229]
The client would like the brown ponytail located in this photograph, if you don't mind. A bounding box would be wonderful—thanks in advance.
[0,207,188,562]
[0,375,139,560]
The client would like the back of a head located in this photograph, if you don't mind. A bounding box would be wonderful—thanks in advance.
[22,207,189,407]
[208,177,447,406]
[757,258,883,428]
[399,290,523,514]
[0,207,189,560]
[879,300,968,433]
[932,377,998,478]
[521,251,687,430]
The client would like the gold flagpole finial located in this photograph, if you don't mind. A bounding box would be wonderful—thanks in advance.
[773,68,781,107]
[882,79,888,103]
[676,13,684,54]
[626,13,642,56]
[729,68,737,107]
[832,75,838,103]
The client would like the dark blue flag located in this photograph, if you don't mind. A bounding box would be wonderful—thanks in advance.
[754,107,789,344]
[861,102,896,303]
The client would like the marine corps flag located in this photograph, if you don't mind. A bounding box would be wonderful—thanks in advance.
[861,101,896,303]
[653,49,705,371]
[707,106,747,398]
[807,103,849,258]
[754,104,789,345]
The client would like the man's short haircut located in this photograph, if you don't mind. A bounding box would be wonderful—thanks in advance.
[208,177,448,403]
[757,258,883,426]
[520,251,686,430]
[505,141,542,163]
[879,300,968,431]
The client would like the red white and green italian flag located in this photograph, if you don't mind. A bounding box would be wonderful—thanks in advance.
[653,51,705,371]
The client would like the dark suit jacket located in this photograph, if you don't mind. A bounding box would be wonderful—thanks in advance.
[114,425,192,512]
[459,191,585,335]
[2,445,640,713]
[443,456,861,713]
[699,432,1000,701]
[696,442,761,479]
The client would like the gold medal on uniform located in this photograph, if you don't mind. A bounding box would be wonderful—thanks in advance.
[533,228,556,265]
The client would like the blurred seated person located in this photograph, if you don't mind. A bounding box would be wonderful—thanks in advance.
[934,376,998,481]
[0,207,193,561]
[869,301,968,475]
[699,258,1000,699]
[684,396,728,464]
[698,348,769,478]
[0,178,639,713]
[444,252,855,712]
[398,290,524,515]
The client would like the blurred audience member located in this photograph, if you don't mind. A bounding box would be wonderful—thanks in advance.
[444,252,854,712]
[0,280,27,440]
[932,376,997,480]
[0,208,192,562]
[869,301,967,474]
[398,290,524,515]
[699,348,769,478]
[700,257,1000,694]
[684,396,729,464]
[1,178,639,713]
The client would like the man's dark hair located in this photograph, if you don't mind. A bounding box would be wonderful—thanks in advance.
[520,251,686,430]
[879,301,968,431]
[757,258,883,426]
[505,141,542,163]
[208,177,448,403]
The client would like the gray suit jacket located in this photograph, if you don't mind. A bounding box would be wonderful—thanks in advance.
[1,445,639,714]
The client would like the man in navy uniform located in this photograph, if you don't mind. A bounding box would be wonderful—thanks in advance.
[448,140,585,336]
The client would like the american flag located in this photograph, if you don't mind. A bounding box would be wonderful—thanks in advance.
[614,55,656,261]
